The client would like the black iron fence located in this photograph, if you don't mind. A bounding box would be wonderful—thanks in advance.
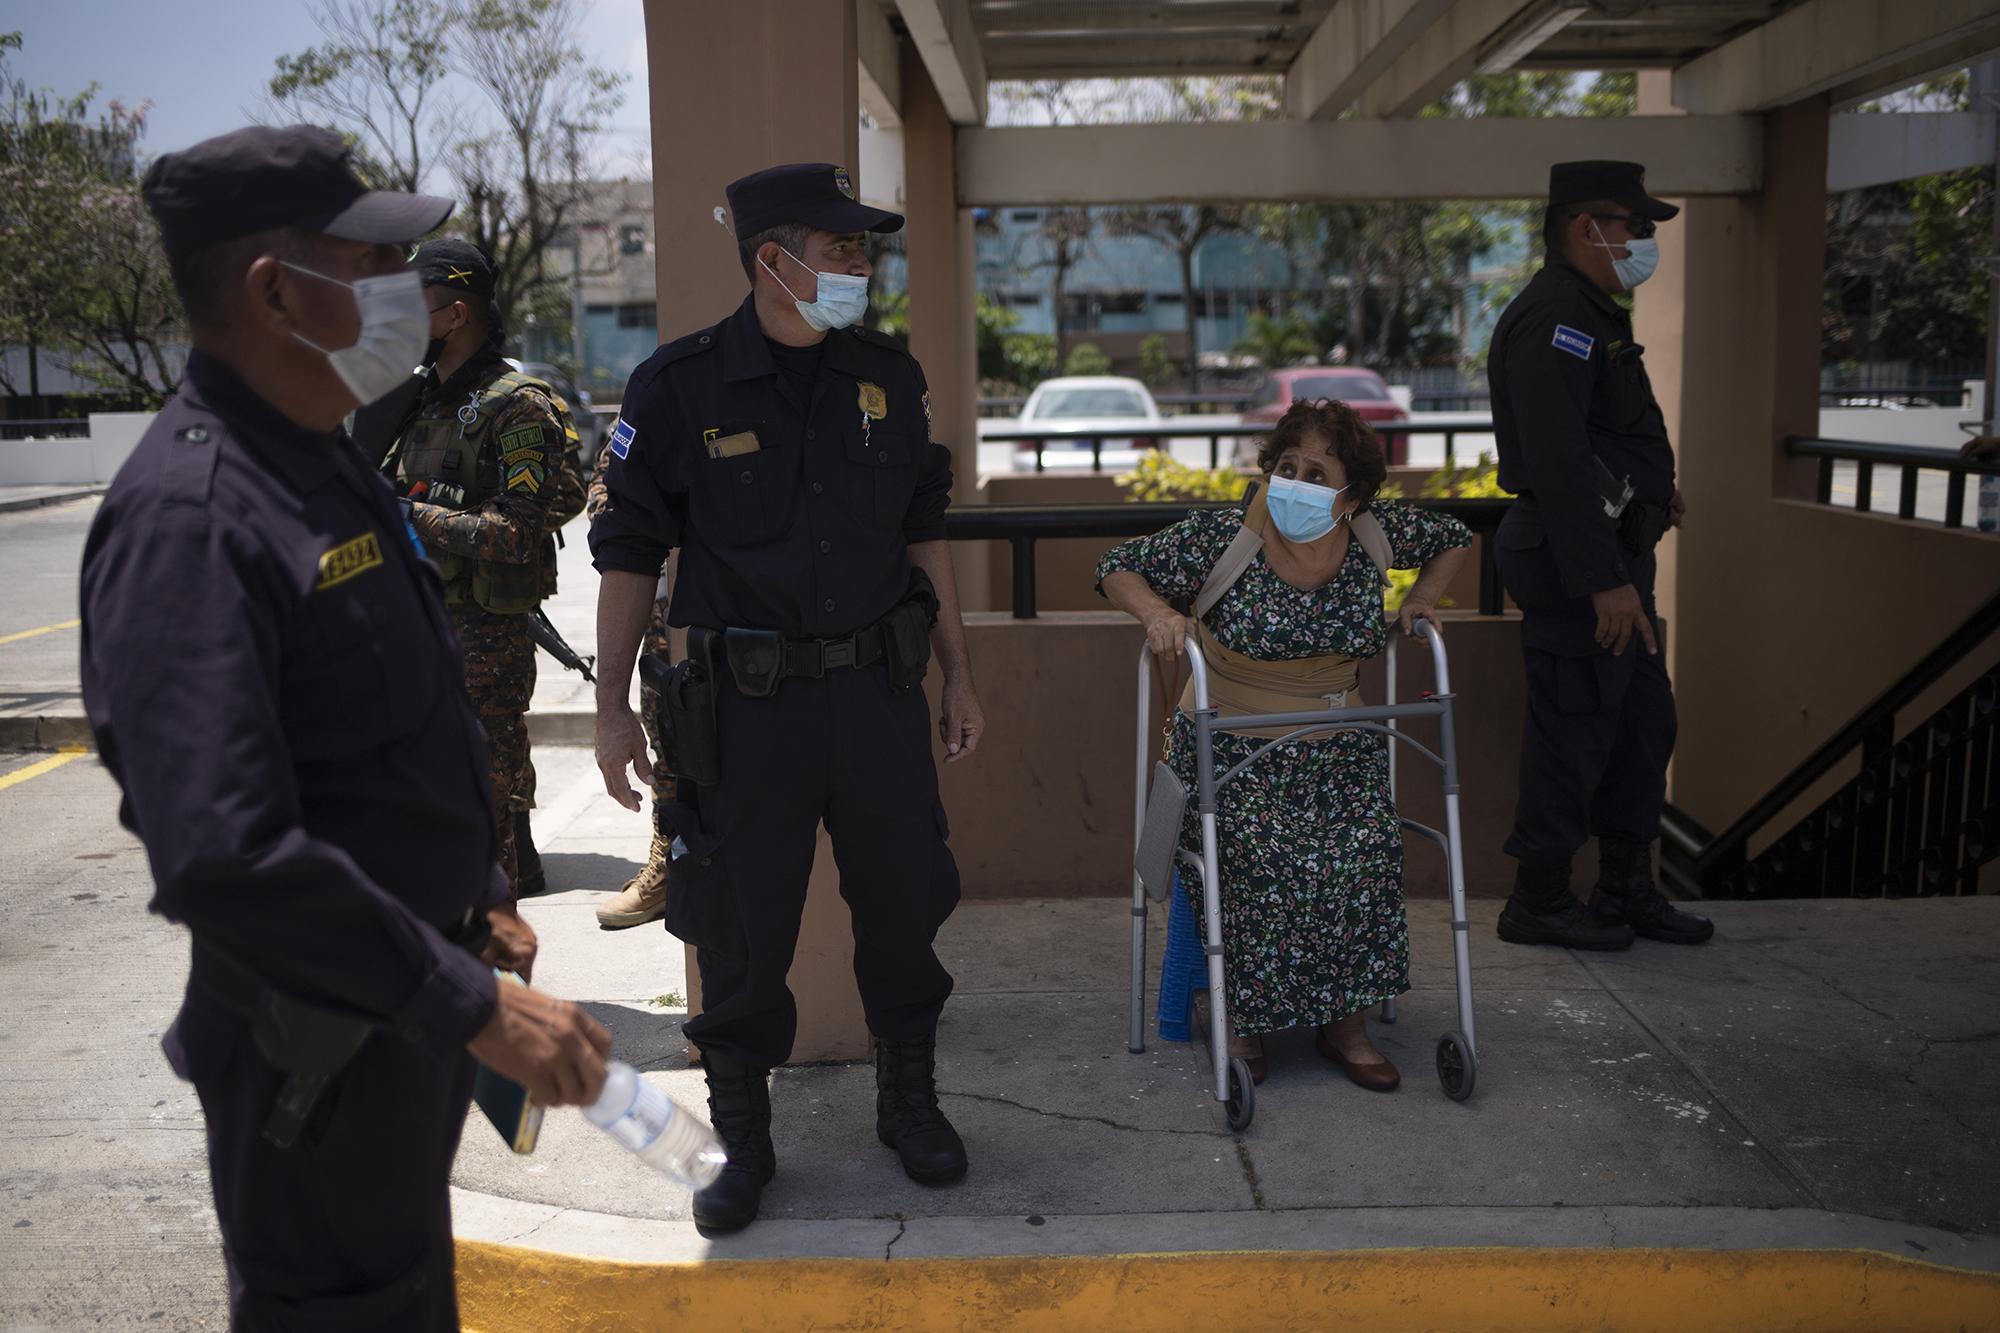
[1665,590,2000,900]
[1788,436,2000,530]
[0,418,90,442]
[942,498,1513,620]
[983,419,1497,474]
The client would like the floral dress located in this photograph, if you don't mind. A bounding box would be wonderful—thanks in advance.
[1097,501,1473,1034]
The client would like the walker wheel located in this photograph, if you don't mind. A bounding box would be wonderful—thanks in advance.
[1436,1031,1477,1102]
[1225,1057,1256,1131]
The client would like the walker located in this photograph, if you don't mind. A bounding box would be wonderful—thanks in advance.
[1129,622,1479,1131]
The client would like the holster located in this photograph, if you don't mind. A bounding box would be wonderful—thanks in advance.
[721,627,785,698]
[1618,499,1671,556]
[882,568,941,691]
[643,634,722,787]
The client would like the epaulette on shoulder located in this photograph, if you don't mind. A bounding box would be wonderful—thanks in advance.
[658,325,720,366]
[850,325,914,359]
[159,407,224,507]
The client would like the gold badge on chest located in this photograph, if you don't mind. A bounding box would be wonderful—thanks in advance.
[857,381,888,421]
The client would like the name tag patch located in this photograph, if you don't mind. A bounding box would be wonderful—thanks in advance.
[1552,325,1595,360]
[316,533,383,590]
[608,418,636,459]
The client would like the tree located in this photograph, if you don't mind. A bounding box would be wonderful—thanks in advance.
[268,0,458,192]
[1109,204,1246,390]
[1233,312,1317,369]
[270,0,626,358]
[1138,333,1173,388]
[0,33,181,405]
[1064,342,1112,376]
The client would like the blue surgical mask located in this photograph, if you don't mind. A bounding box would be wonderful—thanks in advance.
[1266,475,1347,543]
[1592,221,1660,291]
[762,247,870,332]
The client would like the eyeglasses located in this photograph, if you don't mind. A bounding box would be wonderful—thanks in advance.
[1588,212,1657,239]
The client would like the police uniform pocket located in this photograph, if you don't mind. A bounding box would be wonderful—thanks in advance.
[657,795,745,958]
[699,448,793,546]
[281,633,435,762]
[845,429,916,526]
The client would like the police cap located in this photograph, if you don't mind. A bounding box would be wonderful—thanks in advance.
[1548,160,1679,222]
[142,124,455,262]
[413,237,496,300]
[726,162,904,239]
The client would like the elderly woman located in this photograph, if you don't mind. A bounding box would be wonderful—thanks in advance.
[1097,399,1471,1089]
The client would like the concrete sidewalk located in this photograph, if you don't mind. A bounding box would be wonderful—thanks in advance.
[3,744,1997,1329]
[0,485,106,515]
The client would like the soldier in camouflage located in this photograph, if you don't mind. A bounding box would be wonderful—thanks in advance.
[386,237,580,897]
[585,444,672,928]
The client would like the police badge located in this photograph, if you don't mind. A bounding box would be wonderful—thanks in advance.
[834,166,855,200]
[857,381,888,420]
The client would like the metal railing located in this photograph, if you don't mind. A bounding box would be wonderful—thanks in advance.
[1663,589,2000,900]
[0,418,90,441]
[985,419,1496,473]
[1788,436,2000,530]
[1818,386,1969,408]
[942,498,1513,619]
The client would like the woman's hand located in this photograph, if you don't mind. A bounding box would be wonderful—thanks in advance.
[1396,596,1444,640]
[1143,606,1195,659]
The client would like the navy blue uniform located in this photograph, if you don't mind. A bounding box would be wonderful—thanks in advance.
[1488,255,1678,868]
[590,295,959,1070]
[80,350,505,1330]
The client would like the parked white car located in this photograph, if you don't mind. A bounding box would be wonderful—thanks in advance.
[978,375,1164,471]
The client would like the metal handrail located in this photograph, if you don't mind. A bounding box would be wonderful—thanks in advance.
[984,418,1497,472]
[1786,435,2000,529]
[942,498,1514,619]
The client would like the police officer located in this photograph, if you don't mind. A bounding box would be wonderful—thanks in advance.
[80,125,610,1329]
[590,163,986,1232]
[1488,160,1714,951]
[385,237,583,898]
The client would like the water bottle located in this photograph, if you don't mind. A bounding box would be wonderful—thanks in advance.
[582,1061,728,1190]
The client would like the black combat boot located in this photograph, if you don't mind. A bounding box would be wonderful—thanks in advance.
[875,1037,968,1185]
[1497,859,1636,951]
[1587,837,1715,945]
[513,809,547,897]
[691,1060,775,1233]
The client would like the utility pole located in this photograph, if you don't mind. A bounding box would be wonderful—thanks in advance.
[564,121,587,385]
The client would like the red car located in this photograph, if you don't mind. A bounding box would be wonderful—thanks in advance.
[1242,367,1411,465]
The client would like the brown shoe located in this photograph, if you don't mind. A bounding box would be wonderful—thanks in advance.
[1315,1028,1400,1092]
[596,835,670,929]
[1226,1034,1269,1085]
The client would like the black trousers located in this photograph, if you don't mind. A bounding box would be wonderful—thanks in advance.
[165,973,473,1331]
[661,661,960,1069]
[1494,507,1678,871]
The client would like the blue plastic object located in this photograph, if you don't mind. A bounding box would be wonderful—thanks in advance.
[1156,869,1209,1042]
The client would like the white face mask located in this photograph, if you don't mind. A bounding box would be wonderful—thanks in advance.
[760,247,870,332]
[283,263,431,406]
[1590,220,1660,291]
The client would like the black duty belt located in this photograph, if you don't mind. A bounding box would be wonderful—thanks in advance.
[779,623,886,678]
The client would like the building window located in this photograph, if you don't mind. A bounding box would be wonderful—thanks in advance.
[1009,209,1042,223]
[619,223,648,255]
[616,304,657,329]
[1098,291,1145,316]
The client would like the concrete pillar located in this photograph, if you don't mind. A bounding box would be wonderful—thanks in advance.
[899,39,991,612]
[644,0,859,339]
[643,0,869,1061]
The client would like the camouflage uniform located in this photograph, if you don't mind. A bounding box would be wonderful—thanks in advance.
[396,346,570,895]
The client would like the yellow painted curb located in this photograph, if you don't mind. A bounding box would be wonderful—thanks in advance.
[458,1244,2000,1332]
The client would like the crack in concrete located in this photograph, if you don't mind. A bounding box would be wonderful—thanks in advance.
[1598,1206,1621,1248]
[1234,1138,1267,1211]
[883,1215,908,1262]
[940,1089,1227,1138]
[502,1206,570,1247]
[1903,1039,1987,1137]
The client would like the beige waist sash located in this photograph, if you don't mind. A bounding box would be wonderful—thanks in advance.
[1177,623,1362,739]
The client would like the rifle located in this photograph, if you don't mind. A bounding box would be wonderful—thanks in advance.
[530,608,596,682]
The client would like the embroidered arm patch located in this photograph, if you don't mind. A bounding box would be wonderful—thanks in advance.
[505,460,546,494]
[1552,325,1595,360]
[499,424,546,453]
[609,418,636,459]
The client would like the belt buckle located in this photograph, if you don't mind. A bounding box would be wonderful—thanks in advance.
[822,637,857,670]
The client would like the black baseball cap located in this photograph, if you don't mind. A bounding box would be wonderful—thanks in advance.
[725,162,903,240]
[142,124,455,261]
[413,237,496,300]
[1548,160,1679,222]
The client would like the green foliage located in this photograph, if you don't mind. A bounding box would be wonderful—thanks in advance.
[1064,342,1113,376]
[1419,452,1512,499]
[1233,312,1318,368]
[1114,453,1248,502]
[0,34,180,404]
[1138,332,1174,388]
[974,293,1057,393]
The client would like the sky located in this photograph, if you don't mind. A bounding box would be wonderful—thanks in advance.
[2,0,654,180]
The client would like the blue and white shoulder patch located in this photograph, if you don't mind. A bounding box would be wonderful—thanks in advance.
[608,417,636,460]
[1552,325,1595,360]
